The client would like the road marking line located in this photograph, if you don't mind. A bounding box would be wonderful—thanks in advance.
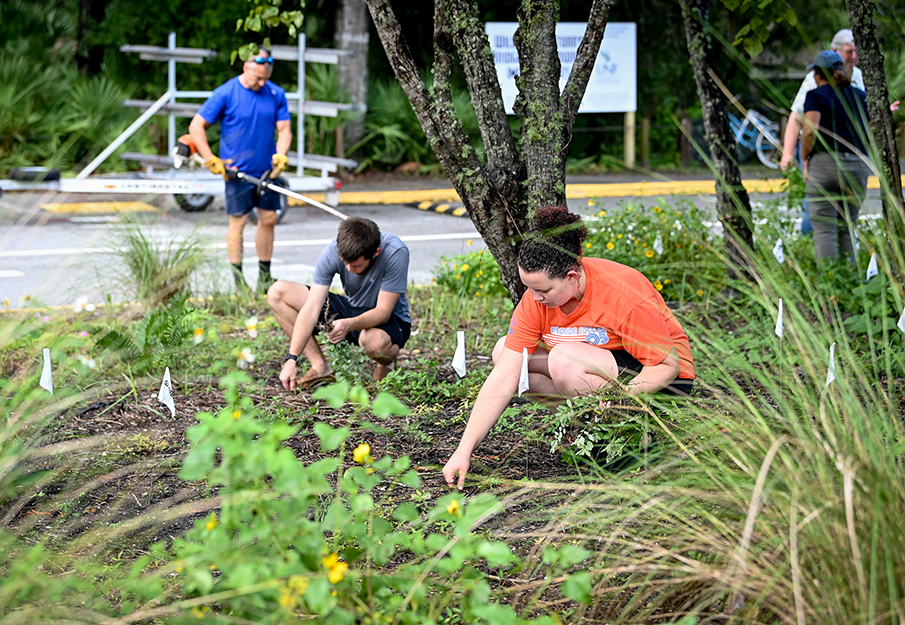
[0,232,479,258]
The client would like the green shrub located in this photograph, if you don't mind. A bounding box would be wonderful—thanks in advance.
[433,247,508,299]
[91,297,206,376]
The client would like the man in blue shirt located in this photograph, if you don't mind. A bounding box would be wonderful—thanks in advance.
[189,46,292,293]
[268,217,412,390]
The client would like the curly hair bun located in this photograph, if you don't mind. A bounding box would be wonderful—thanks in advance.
[532,205,581,231]
[518,206,588,279]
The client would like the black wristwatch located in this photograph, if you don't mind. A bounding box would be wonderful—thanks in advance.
[284,352,299,363]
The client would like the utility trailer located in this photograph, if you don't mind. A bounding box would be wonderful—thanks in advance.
[0,33,356,220]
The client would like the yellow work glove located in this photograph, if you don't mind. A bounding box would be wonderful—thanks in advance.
[271,153,289,178]
[205,155,232,181]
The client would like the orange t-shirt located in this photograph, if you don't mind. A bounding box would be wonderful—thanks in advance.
[504,258,695,380]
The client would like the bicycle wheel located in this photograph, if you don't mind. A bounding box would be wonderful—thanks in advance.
[755,126,781,169]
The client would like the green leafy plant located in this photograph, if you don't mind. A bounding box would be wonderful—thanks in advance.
[91,296,206,377]
[123,376,570,624]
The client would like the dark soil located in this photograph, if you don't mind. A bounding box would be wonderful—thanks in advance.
[2,352,576,560]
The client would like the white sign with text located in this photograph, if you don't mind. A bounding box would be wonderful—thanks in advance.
[486,22,637,114]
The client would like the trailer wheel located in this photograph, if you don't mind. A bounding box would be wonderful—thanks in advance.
[248,177,288,225]
[175,193,214,212]
[10,167,61,181]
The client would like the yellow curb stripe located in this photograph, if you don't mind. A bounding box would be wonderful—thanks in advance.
[42,201,158,214]
[452,207,468,217]
[310,175,903,205]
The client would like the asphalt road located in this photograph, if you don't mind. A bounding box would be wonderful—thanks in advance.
[0,190,491,308]
[0,177,885,308]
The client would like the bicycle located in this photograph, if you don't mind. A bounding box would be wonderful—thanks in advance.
[729,109,781,169]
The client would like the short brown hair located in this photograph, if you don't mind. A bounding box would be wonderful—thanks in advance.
[336,217,381,262]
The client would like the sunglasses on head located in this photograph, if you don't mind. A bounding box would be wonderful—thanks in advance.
[253,55,274,65]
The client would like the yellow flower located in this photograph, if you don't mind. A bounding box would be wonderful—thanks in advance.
[654,280,663,291]
[206,513,217,531]
[645,250,654,258]
[598,210,606,216]
[461,263,470,272]
[664,279,671,284]
[476,270,483,277]
[3,299,8,307]
[175,561,184,574]
[452,263,457,271]
[606,242,614,250]
[675,211,681,217]
[617,234,623,239]
[697,290,704,297]
[353,443,371,464]
[280,575,309,606]
[467,239,473,246]
[210,564,217,570]
[193,327,204,345]
[323,553,348,584]
[328,562,348,584]
[447,499,460,515]
[192,606,208,619]
[585,242,591,249]
[232,410,241,420]
[653,206,662,213]
[588,199,595,207]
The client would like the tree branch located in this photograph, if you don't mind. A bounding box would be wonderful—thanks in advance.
[447,0,520,170]
[560,0,612,136]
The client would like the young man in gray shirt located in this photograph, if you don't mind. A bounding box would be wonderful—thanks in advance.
[268,217,411,390]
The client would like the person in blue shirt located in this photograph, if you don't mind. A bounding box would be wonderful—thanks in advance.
[189,47,292,293]
[268,217,411,390]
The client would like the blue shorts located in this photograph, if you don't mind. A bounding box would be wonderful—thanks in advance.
[315,291,411,348]
[225,178,282,217]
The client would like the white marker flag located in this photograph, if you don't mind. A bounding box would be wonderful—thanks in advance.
[518,348,530,397]
[825,342,837,387]
[866,253,878,281]
[772,238,785,264]
[157,367,176,417]
[898,306,905,334]
[452,330,466,378]
[653,233,664,255]
[775,298,783,339]
[39,348,53,394]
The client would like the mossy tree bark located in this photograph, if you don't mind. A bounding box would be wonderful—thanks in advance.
[365,0,611,304]
[845,0,905,256]
[679,0,755,282]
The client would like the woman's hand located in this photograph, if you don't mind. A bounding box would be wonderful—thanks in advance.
[443,449,472,491]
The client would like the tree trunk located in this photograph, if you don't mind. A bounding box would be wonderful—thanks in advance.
[364,0,611,304]
[679,0,754,283]
[335,0,370,149]
[845,0,905,256]
[76,0,108,75]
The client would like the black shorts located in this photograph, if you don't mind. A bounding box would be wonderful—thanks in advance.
[315,291,411,348]
[611,349,694,397]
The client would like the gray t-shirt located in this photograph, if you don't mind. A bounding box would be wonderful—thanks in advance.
[313,232,411,323]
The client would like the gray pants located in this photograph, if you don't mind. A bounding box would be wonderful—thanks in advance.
[805,152,869,261]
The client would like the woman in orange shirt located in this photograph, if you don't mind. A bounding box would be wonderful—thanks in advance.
[443,206,695,489]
